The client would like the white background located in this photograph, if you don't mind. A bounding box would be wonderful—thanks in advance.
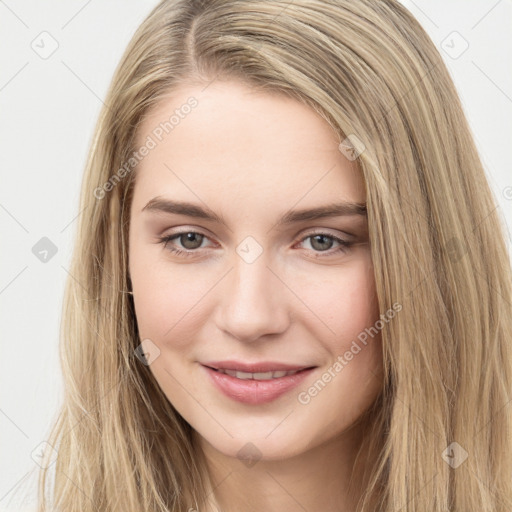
[1,1,511,510]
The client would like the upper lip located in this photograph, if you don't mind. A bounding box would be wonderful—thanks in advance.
[201,360,316,373]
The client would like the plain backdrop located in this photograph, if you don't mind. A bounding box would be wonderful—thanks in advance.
[1,1,511,510]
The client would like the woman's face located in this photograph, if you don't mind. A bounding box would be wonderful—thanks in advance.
[128,80,383,461]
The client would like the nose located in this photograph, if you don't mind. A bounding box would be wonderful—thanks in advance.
[214,251,290,343]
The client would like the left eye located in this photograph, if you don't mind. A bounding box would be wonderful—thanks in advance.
[298,233,351,254]
[157,231,352,258]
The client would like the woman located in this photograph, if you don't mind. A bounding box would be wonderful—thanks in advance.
[37,0,512,510]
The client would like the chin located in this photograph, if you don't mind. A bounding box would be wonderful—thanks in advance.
[195,420,317,463]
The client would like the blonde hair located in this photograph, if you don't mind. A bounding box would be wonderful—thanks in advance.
[37,0,512,510]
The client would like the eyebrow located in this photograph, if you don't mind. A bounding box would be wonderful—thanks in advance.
[141,197,367,227]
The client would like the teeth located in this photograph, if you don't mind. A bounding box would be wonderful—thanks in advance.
[235,371,253,380]
[216,368,300,380]
[253,371,277,380]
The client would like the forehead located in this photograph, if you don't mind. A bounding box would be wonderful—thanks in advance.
[132,80,365,211]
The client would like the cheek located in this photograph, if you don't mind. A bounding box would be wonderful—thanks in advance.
[130,249,219,352]
[297,257,382,396]
[132,273,194,348]
[338,268,379,341]
[312,263,383,416]
[305,256,379,347]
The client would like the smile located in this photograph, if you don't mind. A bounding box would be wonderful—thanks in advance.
[213,368,301,380]
[201,363,316,405]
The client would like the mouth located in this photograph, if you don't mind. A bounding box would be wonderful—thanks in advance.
[204,366,314,380]
[200,362,317,405]
[201,359,315,373]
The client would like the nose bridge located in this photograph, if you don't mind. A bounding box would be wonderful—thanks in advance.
[215,239,289,342]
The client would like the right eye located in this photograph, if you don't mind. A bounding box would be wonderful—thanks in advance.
[158,230,214,257]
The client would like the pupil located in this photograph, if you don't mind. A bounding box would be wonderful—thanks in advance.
[183,232,202,249]
[312,235,332,251]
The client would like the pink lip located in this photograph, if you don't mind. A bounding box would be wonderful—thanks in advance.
[200,364,316,405]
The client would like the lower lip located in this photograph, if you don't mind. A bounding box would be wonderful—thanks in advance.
[201,364,315,405]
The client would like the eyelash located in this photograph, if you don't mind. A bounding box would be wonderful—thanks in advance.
[157,230,353,259]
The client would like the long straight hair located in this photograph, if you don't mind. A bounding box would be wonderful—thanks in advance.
[37,0,512,510]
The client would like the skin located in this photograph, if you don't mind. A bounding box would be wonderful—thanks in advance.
[128,80,384,512]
